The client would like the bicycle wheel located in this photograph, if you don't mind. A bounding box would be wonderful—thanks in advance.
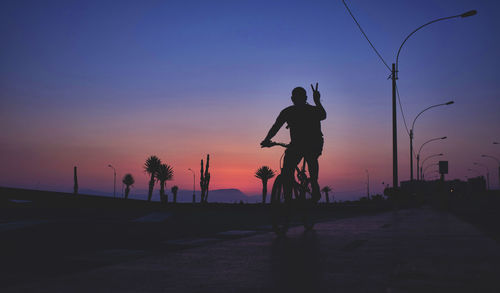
[270,175,290,236]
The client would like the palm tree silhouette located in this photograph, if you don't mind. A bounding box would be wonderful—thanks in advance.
[255,166,275,204]
[321,186,332,203]
[171,185,179,203]
[156,163,174,203]
[122,174,135,199]
[144,155,162,202]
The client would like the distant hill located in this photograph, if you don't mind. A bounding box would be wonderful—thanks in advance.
[80,187,261,203]
[165,188,262,203]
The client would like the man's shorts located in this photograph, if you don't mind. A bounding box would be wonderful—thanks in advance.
[286,138,324,159]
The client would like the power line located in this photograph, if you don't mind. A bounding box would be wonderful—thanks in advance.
[395,84,410,136]
[342,1,412,146]
[342,0,391,72]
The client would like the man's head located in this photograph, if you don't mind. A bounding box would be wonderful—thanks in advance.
[291,87,307,105]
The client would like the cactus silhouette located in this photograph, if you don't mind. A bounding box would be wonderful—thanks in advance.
[144,155,161,202]
[156,163,174,203]
[200,154,211,203]
[73,166,78,195]
[171,185,179,203]
[255,166,275,204]
[122,174,135,199]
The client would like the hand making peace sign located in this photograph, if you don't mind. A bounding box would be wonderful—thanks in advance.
[311,82,321,104]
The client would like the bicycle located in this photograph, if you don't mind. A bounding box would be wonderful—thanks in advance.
[262,141,316,235]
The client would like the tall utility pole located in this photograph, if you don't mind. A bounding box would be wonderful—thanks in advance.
[391,63,398,188]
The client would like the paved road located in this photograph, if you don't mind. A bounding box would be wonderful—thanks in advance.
[5,207,500,292]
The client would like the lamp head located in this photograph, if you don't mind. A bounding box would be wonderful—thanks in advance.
[446,101,454,105]
[441,136,447,139]
[108,164,112,167]
[438,153,443,156]
[481,155,486,157]
[461,10,477,18]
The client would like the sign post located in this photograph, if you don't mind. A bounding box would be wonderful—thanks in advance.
[439,161,448,181]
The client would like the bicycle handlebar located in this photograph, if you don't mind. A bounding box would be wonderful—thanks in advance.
[261,141,289,148]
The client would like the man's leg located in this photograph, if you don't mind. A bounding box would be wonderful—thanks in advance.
[282,149,302,202]
[305,154,321,202]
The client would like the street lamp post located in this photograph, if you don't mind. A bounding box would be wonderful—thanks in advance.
[188,168,195,203]
[474,162,490,190]
[391,9,476,187]
[108,164,116,198]
[416,137,447,180]
[365,169,370,198]
[481,155,500,190]
[420,153,443,180]
[410,103,453,181]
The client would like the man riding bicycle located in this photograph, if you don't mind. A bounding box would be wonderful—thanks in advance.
[261,83,326,203]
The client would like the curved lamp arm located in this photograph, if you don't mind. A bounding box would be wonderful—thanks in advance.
[481,155,500,165]
[473,162,490,173]
[418,137,447,157]
[421,153,443,166]
[396,10,477,71]
[411,102,454,133]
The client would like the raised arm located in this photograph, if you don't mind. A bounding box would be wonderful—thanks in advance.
[311,83,326,120]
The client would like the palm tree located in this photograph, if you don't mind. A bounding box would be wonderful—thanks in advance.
[144,155,162,202]
[156,163,174,203]
[255,166,275,204]
[122,174,135,199]
[171,185,179,203]
[321,186,332,203]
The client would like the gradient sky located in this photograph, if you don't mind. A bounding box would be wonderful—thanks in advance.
[1,0,499,199]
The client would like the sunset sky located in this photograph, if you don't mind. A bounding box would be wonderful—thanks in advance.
[1,0,499,199]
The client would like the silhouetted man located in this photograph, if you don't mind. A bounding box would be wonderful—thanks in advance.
[261,83,326,202]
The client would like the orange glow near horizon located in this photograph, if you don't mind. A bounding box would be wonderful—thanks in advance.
[0,115,395,198]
